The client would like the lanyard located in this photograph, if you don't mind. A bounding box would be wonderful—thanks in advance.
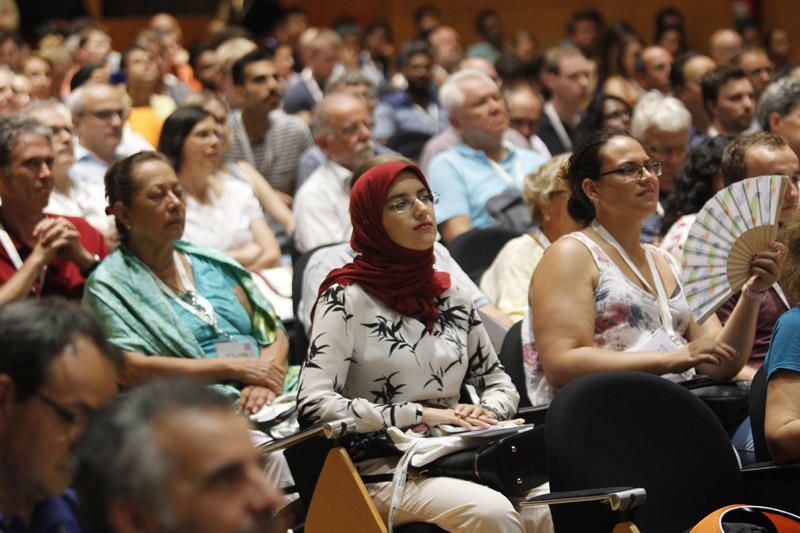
[530,226,551,248]
[487,145,524,187]
[0,221,46,297]
[148,252,233,340]
[544,101,573,152]
[591,222,680,343]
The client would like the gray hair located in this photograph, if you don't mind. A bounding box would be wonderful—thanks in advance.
[439,68,496,115]
[311,92,364,138]
[65,85,88,116]
[324,69,376,96]
[631,90,692,138]
[75,379,233,532]
[23,98,71,120]
[757,77,800,132]
[0,114,52,169]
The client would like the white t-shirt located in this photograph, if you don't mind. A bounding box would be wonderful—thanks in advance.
[182,174,264,251]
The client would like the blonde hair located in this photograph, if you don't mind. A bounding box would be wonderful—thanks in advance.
[780,209,800,306]
[522,153,571,225]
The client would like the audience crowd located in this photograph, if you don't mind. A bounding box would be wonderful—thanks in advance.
[2,3,800,532]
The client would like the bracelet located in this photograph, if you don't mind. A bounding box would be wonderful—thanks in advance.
[742,283,767,302]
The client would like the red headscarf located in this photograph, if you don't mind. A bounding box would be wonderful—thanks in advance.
[312,161,451,331]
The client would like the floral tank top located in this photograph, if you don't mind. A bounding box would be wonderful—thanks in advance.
[522,231,694,406]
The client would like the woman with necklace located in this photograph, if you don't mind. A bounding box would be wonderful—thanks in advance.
[528,130,783,404]
[83,151,289,415]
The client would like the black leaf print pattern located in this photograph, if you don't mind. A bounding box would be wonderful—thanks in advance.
[362,316,418,357]
[370,371,406,403]
[298,397,323,427]
[305,333,329,369]
[436,298,470,333]
[424,362,445,392]
[320,285,354,322]
[469,340,491,375]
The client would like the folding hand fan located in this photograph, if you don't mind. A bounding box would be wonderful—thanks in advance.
[681,174,788,324]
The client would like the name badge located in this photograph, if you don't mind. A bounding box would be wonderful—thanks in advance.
[215,340,256,358]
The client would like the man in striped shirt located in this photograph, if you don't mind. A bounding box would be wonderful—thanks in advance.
[223,48,313,198]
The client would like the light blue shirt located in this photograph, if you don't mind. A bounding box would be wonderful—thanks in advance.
[427,143,546,228]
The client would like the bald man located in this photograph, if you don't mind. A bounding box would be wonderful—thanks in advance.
[709,28,743,64]
[293,93,375,253]
[636,46,674,94]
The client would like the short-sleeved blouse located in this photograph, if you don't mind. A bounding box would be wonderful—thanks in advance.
[182,173,264,251]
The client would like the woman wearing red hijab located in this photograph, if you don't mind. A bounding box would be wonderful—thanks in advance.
[297,161,528,532]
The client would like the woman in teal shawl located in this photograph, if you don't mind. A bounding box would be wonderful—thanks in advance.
[83,151,289,414]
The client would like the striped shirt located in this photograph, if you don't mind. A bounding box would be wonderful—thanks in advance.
[223,109,313,195]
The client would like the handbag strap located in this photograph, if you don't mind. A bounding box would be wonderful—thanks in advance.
[387,439,423,533]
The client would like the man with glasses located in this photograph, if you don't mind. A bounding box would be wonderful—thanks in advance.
[758,77,800,159]
[718,132,800,373]
[67,83,147,213]
[24,100,114,242]
[0,297,121,532]
[75,379,284,533]
[733,47,774,101]
[0,115,107,303]
[631,91,692,242]
[293,93,375,253]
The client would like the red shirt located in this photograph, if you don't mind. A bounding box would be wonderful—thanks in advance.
[0,215,108,299]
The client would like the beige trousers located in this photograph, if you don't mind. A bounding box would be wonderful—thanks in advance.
[367,477,553,533]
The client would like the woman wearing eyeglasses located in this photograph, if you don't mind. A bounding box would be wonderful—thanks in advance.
[527,130,783,405]
[297,161,543,532]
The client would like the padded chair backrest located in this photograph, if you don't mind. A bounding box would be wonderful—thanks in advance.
[290,242,345,366]
[545,371,745,533]
[750,365,771,462]
[446,227,519,283]
[498,321,531,408]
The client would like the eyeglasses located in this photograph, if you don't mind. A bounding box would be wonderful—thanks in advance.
[85,108,128,121]
[50,125,75,137]
[36,392,90,437]
[602,110,631,121]
[599,160,663,180]
[386,192,440,214]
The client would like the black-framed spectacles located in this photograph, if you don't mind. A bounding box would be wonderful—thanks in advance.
[599,160,663,180]
[36,392,88,433]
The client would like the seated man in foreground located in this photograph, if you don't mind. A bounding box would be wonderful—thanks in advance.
[76,379,285,533]
[0,298,121,531]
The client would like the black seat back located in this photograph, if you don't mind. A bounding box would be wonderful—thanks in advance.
[545,371,745,533]
[750,365,771,462]
[498,321,531,408]
[446,227,519,283]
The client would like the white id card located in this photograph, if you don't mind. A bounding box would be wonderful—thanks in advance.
[215,340,256,358]
[627,327,683,352]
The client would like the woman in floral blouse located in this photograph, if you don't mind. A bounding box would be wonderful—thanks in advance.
[528,130,783,405]
[297,161,533,532]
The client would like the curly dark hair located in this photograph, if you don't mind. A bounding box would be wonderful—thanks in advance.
[660,135,734,236]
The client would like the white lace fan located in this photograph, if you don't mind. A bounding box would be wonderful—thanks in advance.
[681,174,788,324]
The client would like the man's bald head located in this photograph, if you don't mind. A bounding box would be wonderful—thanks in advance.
[709,28,743,64]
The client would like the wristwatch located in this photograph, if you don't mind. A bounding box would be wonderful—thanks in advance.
[80,254,101,277]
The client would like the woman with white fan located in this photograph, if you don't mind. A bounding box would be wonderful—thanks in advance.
[528,130,784,398]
